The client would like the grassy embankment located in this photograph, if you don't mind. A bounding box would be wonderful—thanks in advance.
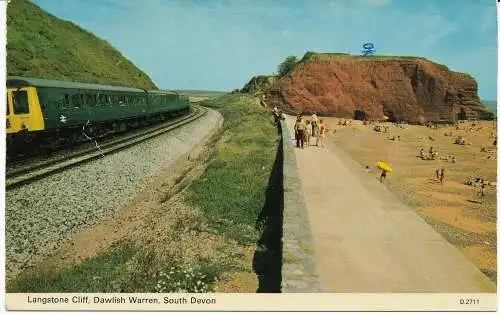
[7,94,279,292]
[7,0,157,89]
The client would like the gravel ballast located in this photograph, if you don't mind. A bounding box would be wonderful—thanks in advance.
[6,108,223,279]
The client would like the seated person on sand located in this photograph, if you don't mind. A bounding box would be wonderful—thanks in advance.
[419,148,425,159]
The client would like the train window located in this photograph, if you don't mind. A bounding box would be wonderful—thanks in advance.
[112,95,119,104]
[107,95,112,104]
[12,90,30,114]
[6,95,10,115]
[80,94,85,106]
[71,94,82,107]
[98,94,106,104]
[64,94,69,107]
[86,94,96,106]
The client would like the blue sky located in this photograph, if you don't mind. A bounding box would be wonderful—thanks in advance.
[31,0,497,99]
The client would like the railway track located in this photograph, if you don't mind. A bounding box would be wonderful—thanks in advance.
[6,105,207,190]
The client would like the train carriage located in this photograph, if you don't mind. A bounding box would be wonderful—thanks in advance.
[6,76,190,153]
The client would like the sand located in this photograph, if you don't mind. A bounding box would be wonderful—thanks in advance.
[318,117,497,283]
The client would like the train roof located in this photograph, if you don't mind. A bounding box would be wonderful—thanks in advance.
[147,89,179,95]
[6,76,146,93]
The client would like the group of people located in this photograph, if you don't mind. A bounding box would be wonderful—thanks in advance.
[294,112,326,149]
[435,168,446,184]
[419,146,440,160]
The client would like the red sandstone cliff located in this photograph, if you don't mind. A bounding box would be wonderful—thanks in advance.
[262,52,493,123]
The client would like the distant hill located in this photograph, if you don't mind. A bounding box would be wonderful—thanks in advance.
[173,90,227,97]
[7,0,157,89]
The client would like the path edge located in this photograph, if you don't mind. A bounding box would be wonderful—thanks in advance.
[280,118,324,292]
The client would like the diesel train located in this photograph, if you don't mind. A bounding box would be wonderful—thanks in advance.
[6,76,191,153]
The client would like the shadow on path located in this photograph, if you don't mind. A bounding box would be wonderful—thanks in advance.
[252,123,284,293]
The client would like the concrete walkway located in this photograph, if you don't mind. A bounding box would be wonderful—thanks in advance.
[284,116,496,292]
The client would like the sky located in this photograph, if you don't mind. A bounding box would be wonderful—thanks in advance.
[30,0,498,100]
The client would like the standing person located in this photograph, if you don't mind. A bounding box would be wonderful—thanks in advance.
[435,168,441,180]
[294,117,306,149]
[311,112,319,137]
[478,183,486,203]
[316,119,327,147]
[439,168,445,184]
[305,120,312,147]
[380,169,388,182]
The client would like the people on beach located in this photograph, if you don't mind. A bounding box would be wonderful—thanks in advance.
[478,183,486,203]
[379,169,387,182]
[294,116,306,149]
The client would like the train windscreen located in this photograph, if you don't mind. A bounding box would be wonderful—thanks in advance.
[12,90,29,114]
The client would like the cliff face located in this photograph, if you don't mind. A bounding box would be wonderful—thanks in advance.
[264,53,493,123]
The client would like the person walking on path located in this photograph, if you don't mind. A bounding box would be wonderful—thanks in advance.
[316,119,327,147]
[305,120,312,147]
[311,112,319,137]
[294,116,306,149]
[439,168,445,185]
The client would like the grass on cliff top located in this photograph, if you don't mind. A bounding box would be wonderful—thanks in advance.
[301,51,447,66]
[7,0,157,89]
[186,94,279,245]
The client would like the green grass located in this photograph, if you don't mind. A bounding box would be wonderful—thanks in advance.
[7,0,157,89]
[7,241,227,293]
[7,241,136,292]
[186,94,279,244]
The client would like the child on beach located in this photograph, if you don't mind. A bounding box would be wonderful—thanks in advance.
[305,120,312,147]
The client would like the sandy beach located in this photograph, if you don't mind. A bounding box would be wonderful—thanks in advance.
[313,117,497,283]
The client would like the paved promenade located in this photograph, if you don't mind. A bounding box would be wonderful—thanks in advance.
[284,116,496,292]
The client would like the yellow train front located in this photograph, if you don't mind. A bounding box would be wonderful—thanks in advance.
[6,76,190,155]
